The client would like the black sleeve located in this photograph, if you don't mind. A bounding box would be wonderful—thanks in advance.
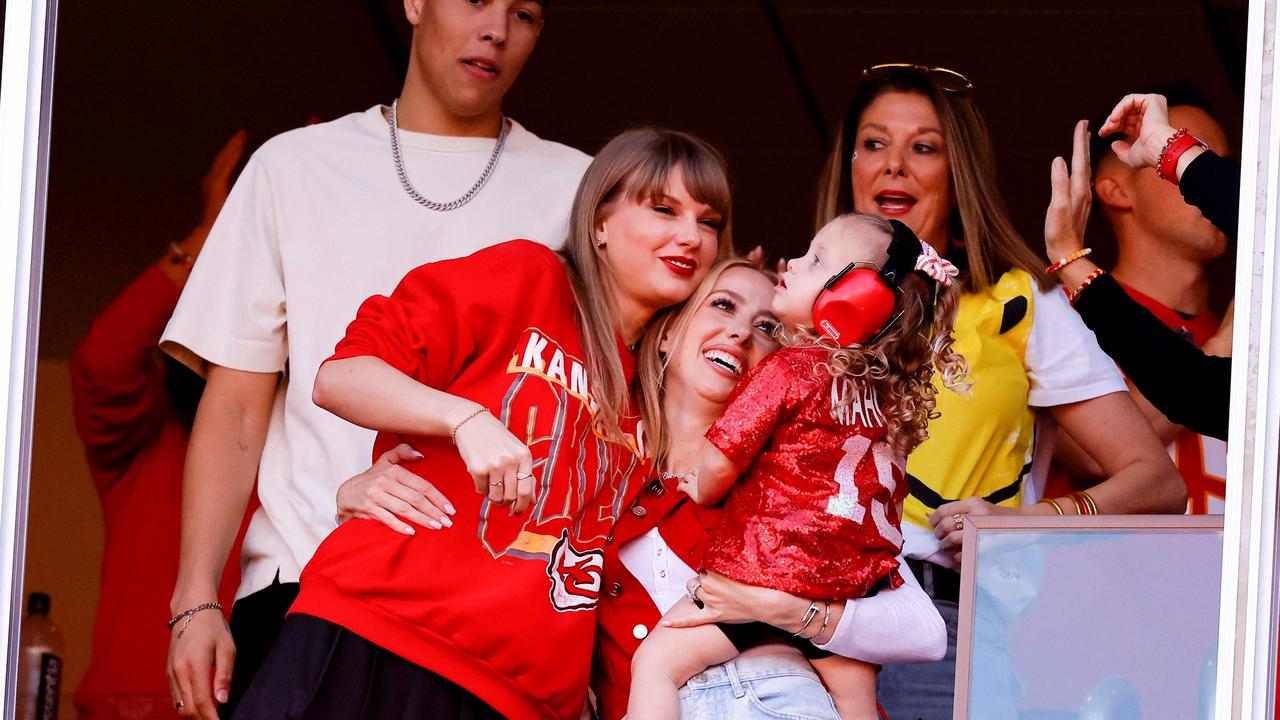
[1179,150,1239,243]
[1072,273,1231,440]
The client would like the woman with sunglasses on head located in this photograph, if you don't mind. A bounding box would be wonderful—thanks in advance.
[593,257,947,720]
[227,127,729,720]
[814,64,1186,717]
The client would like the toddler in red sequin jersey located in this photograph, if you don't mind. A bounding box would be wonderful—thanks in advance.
[628,214,968,720]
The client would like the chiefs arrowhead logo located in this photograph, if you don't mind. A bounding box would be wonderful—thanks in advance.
[546,529,603,612]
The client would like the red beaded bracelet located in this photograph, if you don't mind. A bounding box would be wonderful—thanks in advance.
[1067,268,1105,304]
[1046,247,1092,275]
[1155,128,1206,185]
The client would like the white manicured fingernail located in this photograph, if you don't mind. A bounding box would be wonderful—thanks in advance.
[402,525,415,535]
[426,519,442,530]
[440,515,453,527]
[444,504,456,515]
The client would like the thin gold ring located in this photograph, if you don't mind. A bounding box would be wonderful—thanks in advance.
[952,514,964,532]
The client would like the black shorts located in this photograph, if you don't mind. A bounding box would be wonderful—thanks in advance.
[232,614,502,720]
[221,575,300,719]
[718,621,834,660]
[713,574,896,663]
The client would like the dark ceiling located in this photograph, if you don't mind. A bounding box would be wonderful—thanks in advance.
[37,0,1247,357]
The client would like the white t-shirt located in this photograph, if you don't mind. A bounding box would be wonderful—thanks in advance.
[904,284,1127,566]
[162,106,591,599]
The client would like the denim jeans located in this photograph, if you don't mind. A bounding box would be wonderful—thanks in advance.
[678,653,839,720]
[876,599,959,720]
[876,596,1020,720]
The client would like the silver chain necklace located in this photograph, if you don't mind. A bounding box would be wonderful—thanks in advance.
[387,98,510,212]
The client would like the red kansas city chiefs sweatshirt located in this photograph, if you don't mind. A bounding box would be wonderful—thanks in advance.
[290,240,649,719]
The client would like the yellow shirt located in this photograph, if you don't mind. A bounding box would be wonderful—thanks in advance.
[903,269,1037,531]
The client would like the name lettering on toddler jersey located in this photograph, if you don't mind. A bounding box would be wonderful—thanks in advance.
[830,377,887,428]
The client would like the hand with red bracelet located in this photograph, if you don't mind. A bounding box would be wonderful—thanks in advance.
[1099,93,1206,177]
[1044,119,1109,299]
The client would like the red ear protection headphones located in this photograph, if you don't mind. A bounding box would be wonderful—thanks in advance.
[812,220,926,345]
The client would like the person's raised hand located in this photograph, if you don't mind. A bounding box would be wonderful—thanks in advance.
[166,609,234,720]
[178,129,248,260]
[453,408,537,514]
[1099,94,1176,170]
[1045,120,1093,263]
[745,245,787,275]
[199,130,247,228]
[336,443,455,535]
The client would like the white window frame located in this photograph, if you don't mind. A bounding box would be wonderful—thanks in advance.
[1217,0,1280,716]
[0,0,57,717]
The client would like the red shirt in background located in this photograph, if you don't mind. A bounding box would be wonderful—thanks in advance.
[1116,282,1225,515]
[1044,283,1224,512]
[71,265,250,719]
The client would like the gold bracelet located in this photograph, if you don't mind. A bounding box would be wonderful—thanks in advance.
[449,407,488,445]
[1039,498,1065,516]
[1073,490,1099,516]
[1085,491,1099,515]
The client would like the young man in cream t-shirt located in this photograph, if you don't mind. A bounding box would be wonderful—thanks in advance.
[160,2,589,718]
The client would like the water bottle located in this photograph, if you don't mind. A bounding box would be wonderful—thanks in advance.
[17,592,64,720]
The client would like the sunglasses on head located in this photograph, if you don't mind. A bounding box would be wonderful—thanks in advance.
[860,63,974,95]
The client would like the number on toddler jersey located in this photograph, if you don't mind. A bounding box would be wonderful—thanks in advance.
[827,435,902,546]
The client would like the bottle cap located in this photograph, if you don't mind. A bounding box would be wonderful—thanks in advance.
[27,592,49,616]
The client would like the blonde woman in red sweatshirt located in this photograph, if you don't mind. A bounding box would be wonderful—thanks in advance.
[230,127,732,720]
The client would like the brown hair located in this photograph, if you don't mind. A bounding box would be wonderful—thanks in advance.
[815,66,1051,293]
[558,127,734,448]
[782,214,967,457]
[637,257,772,464]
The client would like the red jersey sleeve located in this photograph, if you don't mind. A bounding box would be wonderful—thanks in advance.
[705,350,798,471]
[326,240,559,389]
[71,265,183,477]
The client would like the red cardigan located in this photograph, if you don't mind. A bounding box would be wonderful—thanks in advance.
[592,473,723,720]
[291,241,650,720]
